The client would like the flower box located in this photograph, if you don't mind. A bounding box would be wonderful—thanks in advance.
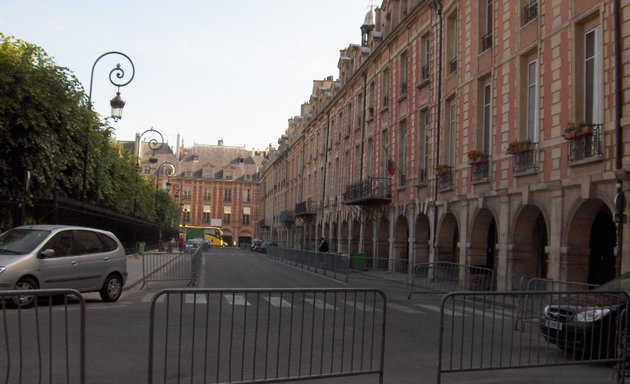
[436,164,451,175]
[467,150,486,165]
[563,121,593,140]
[506,139,532,154]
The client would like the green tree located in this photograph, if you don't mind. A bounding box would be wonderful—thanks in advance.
[0,34,178,229]
[0,33,87,208]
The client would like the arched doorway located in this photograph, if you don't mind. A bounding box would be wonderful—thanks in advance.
[414,214,431,264]
[469,209,498,288]
[377,217,389,260]
[588,208,616,285]
[364,217,374,259]
[511,205,549,288]
[351,218,360,254]
[437,213,459,262]
[566,199,616,284]
[394,216,409,262]
[340,219,349,253]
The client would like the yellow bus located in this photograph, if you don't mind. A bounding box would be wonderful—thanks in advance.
[178,225,227,247]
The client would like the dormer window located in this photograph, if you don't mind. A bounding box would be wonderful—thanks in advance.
[192,154,199,162]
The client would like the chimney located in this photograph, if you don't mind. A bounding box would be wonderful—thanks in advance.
[218,138,224,146]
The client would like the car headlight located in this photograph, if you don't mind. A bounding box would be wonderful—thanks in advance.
[575,308,611,322]
[0,266,5,274]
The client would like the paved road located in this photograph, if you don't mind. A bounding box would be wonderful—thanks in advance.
[13,247,612,384]
[115,247,616,384]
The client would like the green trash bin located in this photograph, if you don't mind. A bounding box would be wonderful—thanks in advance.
[137,242,146,255]
[351,253,366,270]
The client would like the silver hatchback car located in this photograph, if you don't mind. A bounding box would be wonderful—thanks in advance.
[0,225,128,305]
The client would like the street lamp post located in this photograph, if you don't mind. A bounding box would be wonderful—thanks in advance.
[155,161,175,217]
[81,51,135,201]
[132,127,165,216]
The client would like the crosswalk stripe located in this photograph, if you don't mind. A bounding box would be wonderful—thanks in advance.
[184,294,207,304]
[262,296,293,308]
[304,298,337,310]
[225,294,250,306]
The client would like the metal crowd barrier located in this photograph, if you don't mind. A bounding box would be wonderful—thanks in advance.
[148,288,386,384]
[351,257,411,284]
[0,289,85,384]
[266,246,350,282]
[141,247,202,288]
[514,277,599,330]
[437,290,629,384]
[408,262,494,297]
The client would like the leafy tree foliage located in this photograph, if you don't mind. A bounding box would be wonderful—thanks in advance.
[0,34,178,229]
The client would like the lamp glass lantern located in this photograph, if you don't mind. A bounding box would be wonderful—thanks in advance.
[110,92,126,121]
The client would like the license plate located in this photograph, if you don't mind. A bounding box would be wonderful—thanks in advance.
[546,319,562,331]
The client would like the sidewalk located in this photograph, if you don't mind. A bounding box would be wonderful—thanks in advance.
[124,254,146,290]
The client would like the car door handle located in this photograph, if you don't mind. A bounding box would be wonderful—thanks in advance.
[71,261,78,265]
[103,257,110,261]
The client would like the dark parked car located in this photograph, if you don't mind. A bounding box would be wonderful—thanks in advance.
[539,272,630,358]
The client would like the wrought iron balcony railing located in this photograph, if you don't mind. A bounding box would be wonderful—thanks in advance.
[524,1,538,24]
[471,156,491,182]
[512,143,538,174]
[342,177,391,205]
[295,200,317,217]
[278,210,294,223]
[567,124,602,163]
[437,168,453,191]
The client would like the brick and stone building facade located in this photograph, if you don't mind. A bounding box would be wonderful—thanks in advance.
[258,0,630,290]
[137,135,266,247]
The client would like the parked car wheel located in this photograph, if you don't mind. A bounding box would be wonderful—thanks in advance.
[13,277,38,308]
[100,274,122,302]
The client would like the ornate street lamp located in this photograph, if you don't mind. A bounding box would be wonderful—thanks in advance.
[155,161,175,216]
[81,51,135,200]
[132,127,165,216]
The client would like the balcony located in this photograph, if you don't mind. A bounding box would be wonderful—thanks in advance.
[512,143,538,174]
[342,177,391,205]
[470,157,490,183]
[295,200,317,217]
[566,124,602,163]
[524,1,538,24]
[278,210,294,223]
[436,167,453,191]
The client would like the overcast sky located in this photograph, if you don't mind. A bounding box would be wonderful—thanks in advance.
[1,0,371,150]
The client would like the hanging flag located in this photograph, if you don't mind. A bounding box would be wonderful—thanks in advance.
[387,158,398,176]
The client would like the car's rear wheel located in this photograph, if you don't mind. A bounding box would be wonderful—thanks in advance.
[99,274,123,302]
[12,277,39,308]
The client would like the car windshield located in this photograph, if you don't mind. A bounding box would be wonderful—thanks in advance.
[0,228,51,255]
[598,272,630,293]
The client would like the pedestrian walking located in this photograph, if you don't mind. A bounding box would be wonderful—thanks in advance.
[178,236,185,252]
[318,237,328,252]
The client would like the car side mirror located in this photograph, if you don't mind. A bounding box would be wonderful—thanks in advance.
[40,248,55,258]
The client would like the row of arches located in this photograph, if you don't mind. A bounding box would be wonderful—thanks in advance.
[300,197,617,289]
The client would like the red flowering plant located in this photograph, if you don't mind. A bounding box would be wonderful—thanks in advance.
[466,149,486,165]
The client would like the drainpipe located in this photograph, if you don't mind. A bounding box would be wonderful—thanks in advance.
[431,0,443,253]
[614,0,625,277]
[321,112,331,238]
[360,72,368,179]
